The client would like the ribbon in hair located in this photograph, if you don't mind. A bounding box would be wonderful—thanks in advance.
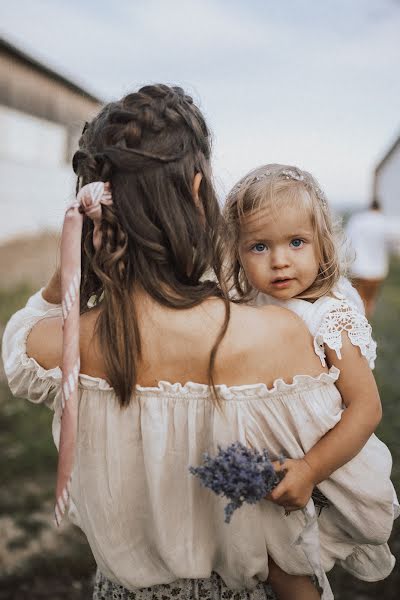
[55,181,112,526]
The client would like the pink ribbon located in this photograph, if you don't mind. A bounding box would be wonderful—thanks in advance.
[55,181,112,526]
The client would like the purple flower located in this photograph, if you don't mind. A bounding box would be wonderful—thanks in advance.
[189,442,282,523]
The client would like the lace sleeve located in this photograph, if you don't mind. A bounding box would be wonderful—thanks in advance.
[313,300,377,369]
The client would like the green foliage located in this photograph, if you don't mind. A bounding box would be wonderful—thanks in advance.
[0,284,36,325]
[0,384,57,488]
[0,284,95,596]
[373,259,400,488]
[329,259,400,599]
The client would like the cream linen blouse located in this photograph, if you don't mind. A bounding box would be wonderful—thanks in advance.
[2,291,397,596]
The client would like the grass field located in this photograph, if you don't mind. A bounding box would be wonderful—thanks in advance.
[0,282,95,599]
[0,260,399,599]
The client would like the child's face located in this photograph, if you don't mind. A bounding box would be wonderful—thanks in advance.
[238,204,319,300]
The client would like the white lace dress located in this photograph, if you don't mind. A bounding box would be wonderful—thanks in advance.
[2,290,398,600]
[256,279,399,559]
[256,278,377,369]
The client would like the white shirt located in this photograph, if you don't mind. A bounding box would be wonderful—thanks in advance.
[346,210,400,279]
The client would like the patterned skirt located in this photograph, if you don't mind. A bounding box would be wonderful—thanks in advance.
[93,569,277,600]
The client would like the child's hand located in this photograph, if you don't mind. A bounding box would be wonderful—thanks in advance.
[266,458,316,512]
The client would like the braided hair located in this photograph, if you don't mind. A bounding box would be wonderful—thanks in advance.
[72,84,229,407]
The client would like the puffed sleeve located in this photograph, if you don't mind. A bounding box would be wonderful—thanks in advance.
[313,296,377,369]
[2,289,62,408]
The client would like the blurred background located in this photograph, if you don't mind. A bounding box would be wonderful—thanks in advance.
[0,1,399,598]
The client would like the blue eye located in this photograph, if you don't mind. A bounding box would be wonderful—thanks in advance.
[290,239,304,248]
[251,243,267,253]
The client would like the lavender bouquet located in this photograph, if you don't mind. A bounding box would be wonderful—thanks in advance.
[189,442,283,523]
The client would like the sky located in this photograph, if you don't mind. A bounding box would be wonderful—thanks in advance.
[1,0,400,208]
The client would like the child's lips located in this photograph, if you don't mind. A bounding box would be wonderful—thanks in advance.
[270,278,293,289]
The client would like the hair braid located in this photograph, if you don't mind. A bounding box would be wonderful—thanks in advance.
[73,84,229,406]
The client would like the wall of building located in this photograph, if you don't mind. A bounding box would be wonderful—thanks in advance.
[0,43,102,242]
[375,145,400,218]
[0,105,67,165]
[0,158,74,240]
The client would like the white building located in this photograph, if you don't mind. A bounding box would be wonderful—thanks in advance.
[0,38,102,242]
[373,132,400,218]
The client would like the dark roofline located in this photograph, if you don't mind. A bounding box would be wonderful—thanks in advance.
[374,131,400,176]
[1,37,102,104]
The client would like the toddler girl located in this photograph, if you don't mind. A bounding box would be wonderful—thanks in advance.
[223,163,398,585]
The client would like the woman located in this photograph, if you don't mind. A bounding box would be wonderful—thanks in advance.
[3,85,337,600]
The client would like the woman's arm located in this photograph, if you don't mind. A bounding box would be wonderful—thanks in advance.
[25,268,63,370]
[2,272,64,405]
[41,267,62,305]
[269,333,382,510]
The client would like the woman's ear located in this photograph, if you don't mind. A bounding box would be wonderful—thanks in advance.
[192,173,205,223]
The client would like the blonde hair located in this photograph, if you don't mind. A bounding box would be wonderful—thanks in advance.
[223,163,344,302]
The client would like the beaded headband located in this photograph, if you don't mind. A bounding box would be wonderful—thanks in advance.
[227,166,328,210]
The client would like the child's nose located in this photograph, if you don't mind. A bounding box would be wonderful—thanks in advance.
[270,248,290,269]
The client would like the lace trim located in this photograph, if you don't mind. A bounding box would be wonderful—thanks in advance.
[314,301,376,368]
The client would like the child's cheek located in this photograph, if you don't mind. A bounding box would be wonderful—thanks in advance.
[241,255,253,279]
[245,258,265,289]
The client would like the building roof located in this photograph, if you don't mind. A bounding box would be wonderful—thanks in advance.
[0,36,102,104]
[375,130,400,176]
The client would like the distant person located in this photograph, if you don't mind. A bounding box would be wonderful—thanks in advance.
[346,199,399,318]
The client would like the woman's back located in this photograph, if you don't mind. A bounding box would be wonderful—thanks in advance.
[32,294,324,389]
[74,304,338,591]
[6,287,339,592]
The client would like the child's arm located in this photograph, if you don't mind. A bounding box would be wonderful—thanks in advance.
[305,334,381,475]
[269,333,382,511]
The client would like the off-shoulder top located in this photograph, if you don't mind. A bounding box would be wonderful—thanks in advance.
[2,291,397,597]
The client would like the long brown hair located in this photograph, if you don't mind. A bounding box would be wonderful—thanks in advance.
[73,85,230,406]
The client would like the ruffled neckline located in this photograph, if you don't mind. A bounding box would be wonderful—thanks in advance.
[133,366,340,399]
[21,349,339,399]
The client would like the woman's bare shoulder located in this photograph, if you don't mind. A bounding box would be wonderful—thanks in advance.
[220,302,324,386]
[255,304,322,367]
[230,302,308,339]
[26,315,63,370]
[26,308,101,372]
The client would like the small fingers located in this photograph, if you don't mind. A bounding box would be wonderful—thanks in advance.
[272,459,288,473]
[268,482,288,503]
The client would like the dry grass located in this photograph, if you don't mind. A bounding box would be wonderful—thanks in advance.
[0,232,60,291]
